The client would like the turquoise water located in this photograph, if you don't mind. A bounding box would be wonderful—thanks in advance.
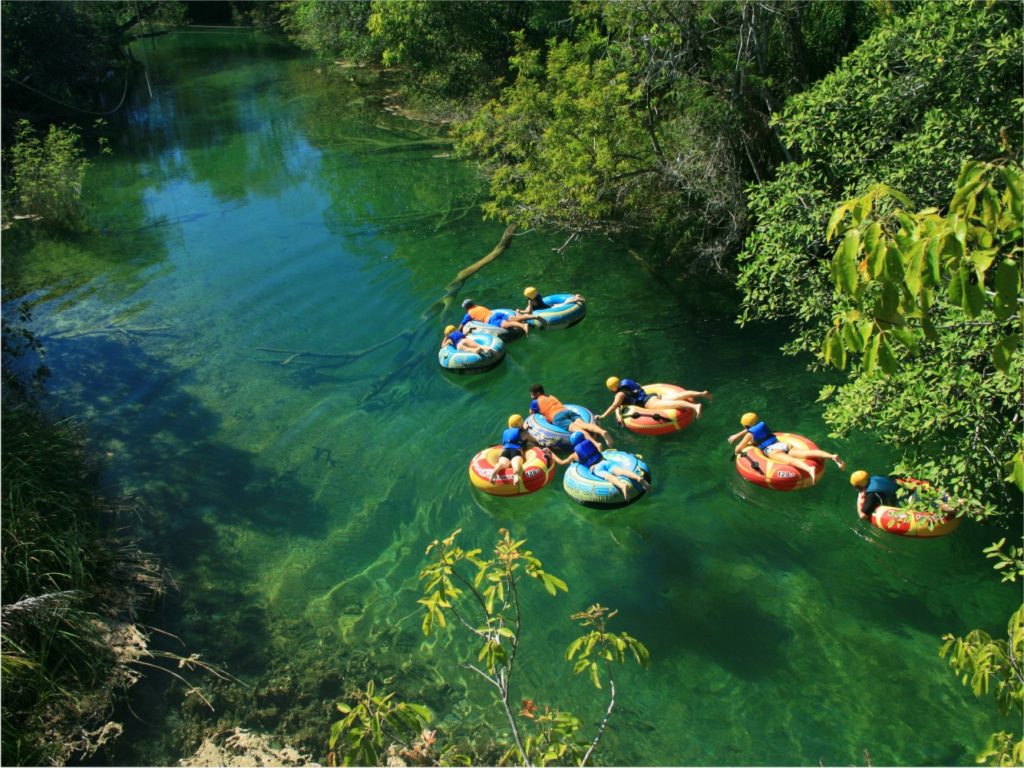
[7,32,1019,766]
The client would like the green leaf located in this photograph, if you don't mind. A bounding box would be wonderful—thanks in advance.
[877,335,898,375]
[826,201,850,242]
[824,328,846,369]
[992,334,1021,375]
[863,333,880,374]
[904,239,927,297]
[963,271,985,318]
[589,661,601,689]
[993,258,1021,320]
[1006,452,1024,491]
[834,231,860,295]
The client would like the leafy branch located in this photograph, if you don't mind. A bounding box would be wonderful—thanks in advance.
[418,529,646,767]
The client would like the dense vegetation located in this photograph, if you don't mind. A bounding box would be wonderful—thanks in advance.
[2,0,1021,763]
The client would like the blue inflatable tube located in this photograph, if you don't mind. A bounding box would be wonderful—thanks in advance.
[563,450,650,509]
[525,404,594,449]
[527,293,586,330]
[438,332,505,374]
[463,309,524,342]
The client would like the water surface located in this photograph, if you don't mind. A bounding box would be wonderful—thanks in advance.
[7,31,1018,766]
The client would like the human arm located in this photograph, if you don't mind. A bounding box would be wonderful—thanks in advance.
[548,449,576,466]
[597,392,626,420]
[731,432,753,453]
[726,428,748,445]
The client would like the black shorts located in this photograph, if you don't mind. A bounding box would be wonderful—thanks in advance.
[500,448,521,460]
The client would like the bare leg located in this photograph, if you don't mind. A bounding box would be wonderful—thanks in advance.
[769,451,819,482]
[511,455,525,487]
[612,466,650,491]
[490,457,510,483]
[502,319,530,336]
[571,420,612,448]
[647,396,705,416]
[789,448,844,469]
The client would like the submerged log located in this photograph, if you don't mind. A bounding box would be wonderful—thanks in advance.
[256,223,517,368]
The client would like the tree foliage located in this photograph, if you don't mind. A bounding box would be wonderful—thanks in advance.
[4,119,108,231]
[738,0,1022,344]
[818,160,1022,518]
[278,0,379,63]
[456,0,883,269]
[939,605,1024,766]
[417,528,647,766]
[1,1,184,122]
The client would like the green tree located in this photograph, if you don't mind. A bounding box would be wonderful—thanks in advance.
[278,0,379,63]
[1,1,185,122]
[4,119,107,231]
[367,1,567,102]
[457,1,884,270]
[416,528,648,766]
[737,0,1021,348]
[819,159,1022,517]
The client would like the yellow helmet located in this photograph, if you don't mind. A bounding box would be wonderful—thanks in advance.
[524,286,539,298]
[444,324,456,335]
[508,414,524,428]
[740,412,759,427]
[606,376,621,391]
[850,470,870,488]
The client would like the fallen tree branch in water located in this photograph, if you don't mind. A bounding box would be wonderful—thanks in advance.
[256,223,517,369]
[48,325,173,340]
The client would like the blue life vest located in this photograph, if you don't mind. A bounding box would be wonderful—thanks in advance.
[501,427,524,452]
[747,421,778,451]
[570,431,601,468]
[866,475,900,503]
[617,379,647,406]
[448,331,466,347]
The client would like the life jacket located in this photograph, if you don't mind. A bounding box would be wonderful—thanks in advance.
[570,431,601,468]
[447,331,466,347]
[866,475,900,498]
[501,427,524,452]
[529,295,550,311]
[467,305,490,322]
[747,421,778,451]
[617,379,647,406]
[532,394,565,422]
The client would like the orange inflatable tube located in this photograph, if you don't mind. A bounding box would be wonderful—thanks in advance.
[735,432,825,491]
[620,383,696,436]
[468,446,554,496]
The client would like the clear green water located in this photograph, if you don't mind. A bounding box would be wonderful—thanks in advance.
[7,31,1019,766]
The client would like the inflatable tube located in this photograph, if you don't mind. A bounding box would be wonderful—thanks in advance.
[563,450,650,509]
[620,383,696,436]
[469,445,554,496]
[526,293,587,330]
[463,309,525,341]
[438,332,505,374]
[869,506,962,537]
[525,404,594,450]
[735,432,825,491]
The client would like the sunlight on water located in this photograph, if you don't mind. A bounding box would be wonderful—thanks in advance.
[6,31,1017,766]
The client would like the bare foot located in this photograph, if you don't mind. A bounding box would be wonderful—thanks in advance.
[694,403,703,419]
[703,391,713,401]
[808,466,817,483]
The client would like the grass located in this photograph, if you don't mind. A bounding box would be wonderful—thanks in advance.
[1,396,164,765]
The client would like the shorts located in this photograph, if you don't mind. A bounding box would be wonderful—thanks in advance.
[764,441,790,455]
[552,409,580,430]
[488,311,511,326]
[500,447,520,461]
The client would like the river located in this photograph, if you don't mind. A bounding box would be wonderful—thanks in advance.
[6,31,1018,766]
